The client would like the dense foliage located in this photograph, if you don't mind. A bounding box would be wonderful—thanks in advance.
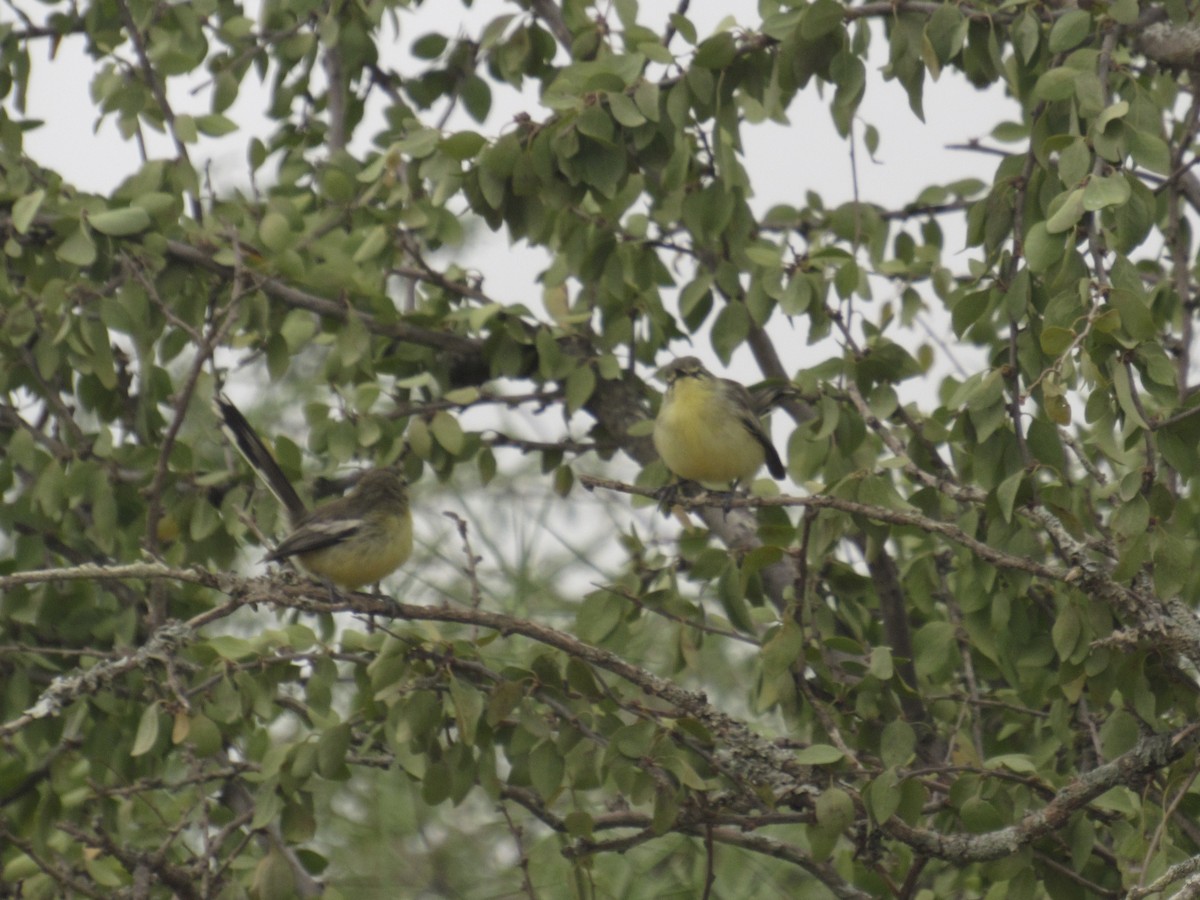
[4,0,1200,897]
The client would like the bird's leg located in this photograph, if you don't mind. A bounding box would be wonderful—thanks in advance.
[368,581,395,606]
[655,479,681,515]
[368,581,405,621]
[719,481,742,516]
[723,491,735,516]
[362,582,386,631]
[322,577,340,604]
[655,478,698,516]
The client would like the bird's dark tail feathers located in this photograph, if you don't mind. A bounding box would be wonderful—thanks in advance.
[214,395,308,521]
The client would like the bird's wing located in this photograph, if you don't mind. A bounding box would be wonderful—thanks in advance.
[265,516,362,561]
[726,378,788,479]
[751,382,799,415]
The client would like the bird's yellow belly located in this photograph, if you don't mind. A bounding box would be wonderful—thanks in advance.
[300,511,414,589]
[654,385,765,485]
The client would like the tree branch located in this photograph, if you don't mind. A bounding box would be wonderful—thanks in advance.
[883,726,1200,862]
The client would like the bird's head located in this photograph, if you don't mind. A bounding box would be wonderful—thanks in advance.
[660,356,710,385]
[352,468,409,502]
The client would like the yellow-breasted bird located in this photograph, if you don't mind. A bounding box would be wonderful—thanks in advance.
[653,357,787,488]
[216,396,413,590]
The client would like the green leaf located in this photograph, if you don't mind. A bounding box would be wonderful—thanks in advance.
[1153,532,1191,598]
[745,240,782,268]
[252,850,297,900]
[1111,288,1156,341]
[717,562,755,633]
[205,635,256,661]
[317,723,352,780]
[652,784,680,834]
[1058,138,1091,187]
[761,620,804,676]
[1110,0,1139,20]
[1111,495,1149,539]
[530,741,564,798]
[565,364,596,414]
[613,721,656,758]
[1045,189,1086,234]
[680,273,714,327]
[1111,363,1148,429]
[669,13,696,45]
[865,769,900,822]
[1004,267,1030,318]
[1040,326,1075,355]
[995,470,1023,523]
[802,0,846,39]
[174,114,198,143]
[407,417,432,458]
[352,225,389,263]
[868,646,893,680]
[576,104,613,143]
[57,226,97,266]
[462,76,492,123]
[984,754,1037,774]
[450,677,483,746]
[1099,710,1139,758]
[793,744,845,765]
[952,290,990,336]
[961,797,1005,832]
[694,33,737,69]
[815,787,855,831]
[913,621,957,679]
[317,169,356,207]
[430,411,465,455]
[1128,129,1170,174]
[606,91,646,127]
[1045,392,1072,425]
[1070,817,1097,873]
[196,113,238,136]
[925,4,966,63]
[633,80,660,121]
[441,131,486,160]
[1033,68,1077,102]
[259,211,293,251]
[1024,223,1068,273]
[412,32,448,58]
[1082,174,1130,211]
[397,127,440,158]
[12,188,45,234]
[189,495,220,540]
[536,329,568,379]
[1094,100,1129,134]
[186,714,223,757]
[1048,10,1091,53]
[487,680,525,727]
[564,816,597,844]
[1013,11,1040,62]
[131,704,161,757]
[1074,72,1107,119]
[576,592,623,643]
[1052,604,1082,661]
[880,721,915,768]
[710,302,750,365]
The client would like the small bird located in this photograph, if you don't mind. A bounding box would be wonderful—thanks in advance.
[653,357,787,489]
[216,396,413,590]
